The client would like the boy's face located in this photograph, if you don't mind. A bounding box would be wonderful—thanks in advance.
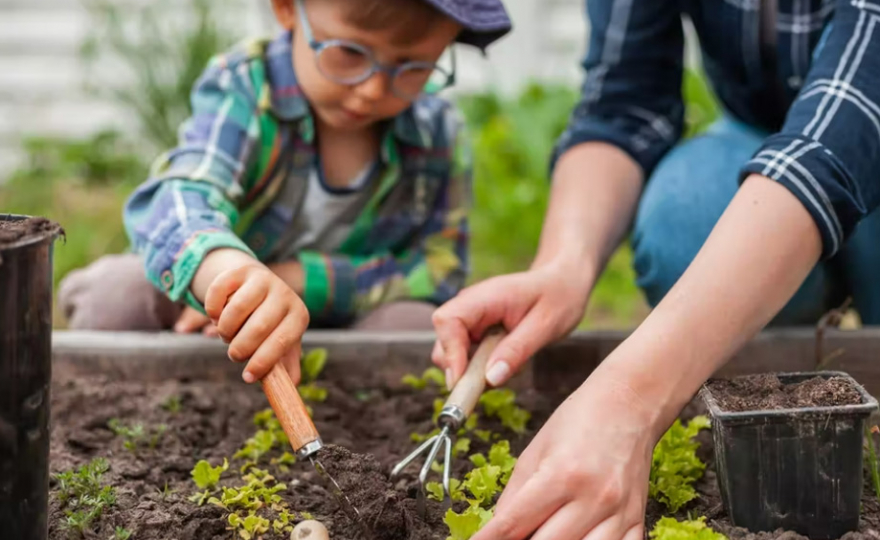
[272,0,461,132]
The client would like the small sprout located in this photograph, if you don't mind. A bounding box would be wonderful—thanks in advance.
[402,367,447,390]
[228,512,270,540]
[53,458,116,535]
[301,348,328,384]
[426,478,465,502]
[473,429,492,443]
[108,419,167,452]
[478,389,531,434]
[157,481,176,501]
[191,458,229,491]
[114,526,133,540]
[161,395,182,414]
[273,509,296,534]
[444,506,492,540]
[291,519,329,540]
[452,438,471,457]
[301,512,315,520]
[649,517,727,540]
[298,383,328,403]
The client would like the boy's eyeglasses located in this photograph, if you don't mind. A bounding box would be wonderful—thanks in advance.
[295,0,456,101]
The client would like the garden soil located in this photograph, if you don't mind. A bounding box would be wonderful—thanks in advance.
[0,216,62,247]
[707,374,863,412]
[49,369,880,540]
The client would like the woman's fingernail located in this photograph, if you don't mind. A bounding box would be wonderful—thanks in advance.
[445,369,454,391]
[486,361,510,387]
[243,371,256,384]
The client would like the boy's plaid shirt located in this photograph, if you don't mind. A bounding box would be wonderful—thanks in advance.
[124,32,472,325]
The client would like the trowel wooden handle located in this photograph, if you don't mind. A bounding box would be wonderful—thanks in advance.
[261,364,320,454]
[444,327,507,418]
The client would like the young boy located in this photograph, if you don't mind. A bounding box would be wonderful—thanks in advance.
[58,0,511,385]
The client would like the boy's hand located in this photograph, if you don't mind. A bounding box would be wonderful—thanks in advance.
[174,306,219,337]
[192,249,310,385]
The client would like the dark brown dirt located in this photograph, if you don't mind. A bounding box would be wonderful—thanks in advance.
[0,216,63,247]
[707,374,863,412]
[47,371,553,540]
[47,368,880,540]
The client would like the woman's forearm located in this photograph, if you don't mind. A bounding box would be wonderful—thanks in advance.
[596,174,823,439]
[534,142,644,292]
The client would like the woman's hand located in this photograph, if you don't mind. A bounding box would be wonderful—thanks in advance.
[474,366,657,540]
[432,263,592,389]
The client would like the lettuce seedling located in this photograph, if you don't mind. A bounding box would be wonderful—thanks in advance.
[161,395,182,414]
[113,526,132,540]
[444,505,493,540]
[478,389,530,434]
[649,416,711,512]
[191,458,229,490]
[272,509,297,534]
[470,441,517,486]
[426,478,466,502]
[402,367,446,390]
[301,348,328,384]
[298,383,328,403]
[649,517,727,540]
[228,512,270,540]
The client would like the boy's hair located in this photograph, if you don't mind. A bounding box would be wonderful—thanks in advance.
[333,0,454,46]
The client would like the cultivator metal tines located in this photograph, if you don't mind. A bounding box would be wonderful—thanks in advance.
[391,328,506,518]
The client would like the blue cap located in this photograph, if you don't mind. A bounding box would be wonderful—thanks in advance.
[424,0,512,50]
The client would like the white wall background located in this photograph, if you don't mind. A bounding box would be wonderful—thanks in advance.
[0,0,596,179]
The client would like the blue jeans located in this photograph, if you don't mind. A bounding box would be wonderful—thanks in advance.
[632,117,880,326]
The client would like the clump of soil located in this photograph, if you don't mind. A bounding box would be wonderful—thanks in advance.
[0,216,63,247]
[317,445,444,540]
[706,374,862,412]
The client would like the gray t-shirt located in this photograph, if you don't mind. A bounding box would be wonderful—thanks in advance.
[271,161,377,260]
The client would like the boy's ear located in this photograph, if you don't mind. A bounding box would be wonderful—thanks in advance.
[271,0,297,30]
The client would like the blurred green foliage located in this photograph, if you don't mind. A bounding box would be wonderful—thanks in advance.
[1,0,721,328]
[80,0,236,150]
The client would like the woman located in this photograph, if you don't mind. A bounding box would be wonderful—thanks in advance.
[432,1,880,539]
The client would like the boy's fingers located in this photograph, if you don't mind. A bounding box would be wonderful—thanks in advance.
[280,342,302,386]
[216,279,269,343]
[242,312,308,383]
[204,268,249,321]
[174,307,209,333]
[227,301,288,362]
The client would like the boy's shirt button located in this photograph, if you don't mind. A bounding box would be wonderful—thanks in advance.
[160,270,174,290]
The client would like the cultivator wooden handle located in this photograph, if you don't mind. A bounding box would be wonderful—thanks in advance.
[444,327,507,418]
[262,364,321,456]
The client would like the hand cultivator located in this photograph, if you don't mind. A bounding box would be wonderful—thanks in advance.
[391,327,506,518]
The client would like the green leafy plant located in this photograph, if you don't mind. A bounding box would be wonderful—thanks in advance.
[298,384,328,403]
[444,505,493,540]
[649,416,711,512]
[80,0,238,150]
[470,441,517,485]
[191,458,229,490]
[108,419,167,452]
[301,348,328,384]
[427,478,466,502]
[402,367,447,390]
[649,517,727,540]
[113,526,133,540]
[161,395,183,414]
[228,512,271,540]
[53,458,117,536]
[479,389,531,434]
[234,409,290,467]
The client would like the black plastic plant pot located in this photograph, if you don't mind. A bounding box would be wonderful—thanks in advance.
[0,214,63,540]
[700,371,879,539]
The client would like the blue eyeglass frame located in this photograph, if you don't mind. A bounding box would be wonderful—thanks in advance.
[294,0,456,99]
